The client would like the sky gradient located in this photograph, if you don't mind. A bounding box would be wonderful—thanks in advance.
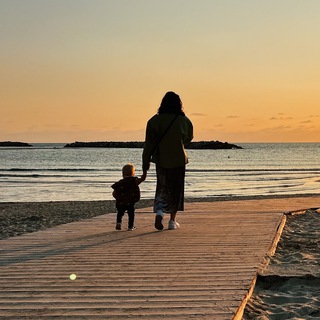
[1,0,320,143]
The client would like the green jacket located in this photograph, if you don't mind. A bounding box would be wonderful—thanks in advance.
[142,113,193,171]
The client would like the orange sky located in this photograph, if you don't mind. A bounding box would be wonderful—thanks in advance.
[1,1,320,143]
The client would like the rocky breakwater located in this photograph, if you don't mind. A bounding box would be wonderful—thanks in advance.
[187,140,242,149]
[0,141,32,147]
[64,140,242,149]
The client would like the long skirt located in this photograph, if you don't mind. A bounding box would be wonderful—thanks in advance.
[153,165,185,214]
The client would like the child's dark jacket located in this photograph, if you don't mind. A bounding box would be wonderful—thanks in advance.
[111,177,140,209]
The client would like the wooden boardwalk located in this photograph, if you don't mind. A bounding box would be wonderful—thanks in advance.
[0,197,319,319]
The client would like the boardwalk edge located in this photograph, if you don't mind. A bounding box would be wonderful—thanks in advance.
[232,213,287,320]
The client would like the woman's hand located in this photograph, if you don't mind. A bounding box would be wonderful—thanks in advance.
[140,171,147,182]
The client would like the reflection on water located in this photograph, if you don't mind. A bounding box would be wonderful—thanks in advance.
[0,143,320,202]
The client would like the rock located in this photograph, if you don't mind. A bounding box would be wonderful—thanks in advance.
[0,141,32,147]
[188,141,242,149]
[64,140,242,149]
[22,215,43,222]
[64,141,144,148]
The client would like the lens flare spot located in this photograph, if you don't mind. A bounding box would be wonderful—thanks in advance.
[69,273,77,280]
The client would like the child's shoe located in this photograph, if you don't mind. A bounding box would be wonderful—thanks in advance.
[115,223,121,230]
[128,226,136,231]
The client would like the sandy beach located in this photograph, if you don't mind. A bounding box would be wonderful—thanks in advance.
[243,208,320,319]
[0,199,152,240]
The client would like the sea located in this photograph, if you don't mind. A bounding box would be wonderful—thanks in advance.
[0,143,320,203]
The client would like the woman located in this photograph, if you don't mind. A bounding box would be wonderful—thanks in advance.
[142,91,193,230]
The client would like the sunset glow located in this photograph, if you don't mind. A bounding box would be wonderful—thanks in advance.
[1,0,319,143]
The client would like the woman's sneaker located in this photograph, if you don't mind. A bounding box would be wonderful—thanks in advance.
[155,215,164,230]
[168,220,180,230]
[128,226,136,231]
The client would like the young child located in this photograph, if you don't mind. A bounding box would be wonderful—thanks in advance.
[111,163,146,231]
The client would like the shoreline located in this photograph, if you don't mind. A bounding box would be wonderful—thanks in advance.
[1,194,320,240]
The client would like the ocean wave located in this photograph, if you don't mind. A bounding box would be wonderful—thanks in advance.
[0,173,108,178]
[186,168,320,173]
[1,144,320,202]
[0,179,110,184]
[0,168,105,172]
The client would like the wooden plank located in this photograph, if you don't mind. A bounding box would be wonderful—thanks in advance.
[2,198,314,320]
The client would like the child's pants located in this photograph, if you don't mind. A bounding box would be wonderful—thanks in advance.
[116,204,135,228]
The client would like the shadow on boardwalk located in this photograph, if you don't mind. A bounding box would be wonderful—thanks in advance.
[1,197,319,319]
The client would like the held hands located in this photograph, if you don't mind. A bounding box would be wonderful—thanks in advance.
[140,171,147,182]
[136,171,147,185]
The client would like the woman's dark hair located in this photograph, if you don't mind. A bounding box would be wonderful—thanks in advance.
[158,91,185,115]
